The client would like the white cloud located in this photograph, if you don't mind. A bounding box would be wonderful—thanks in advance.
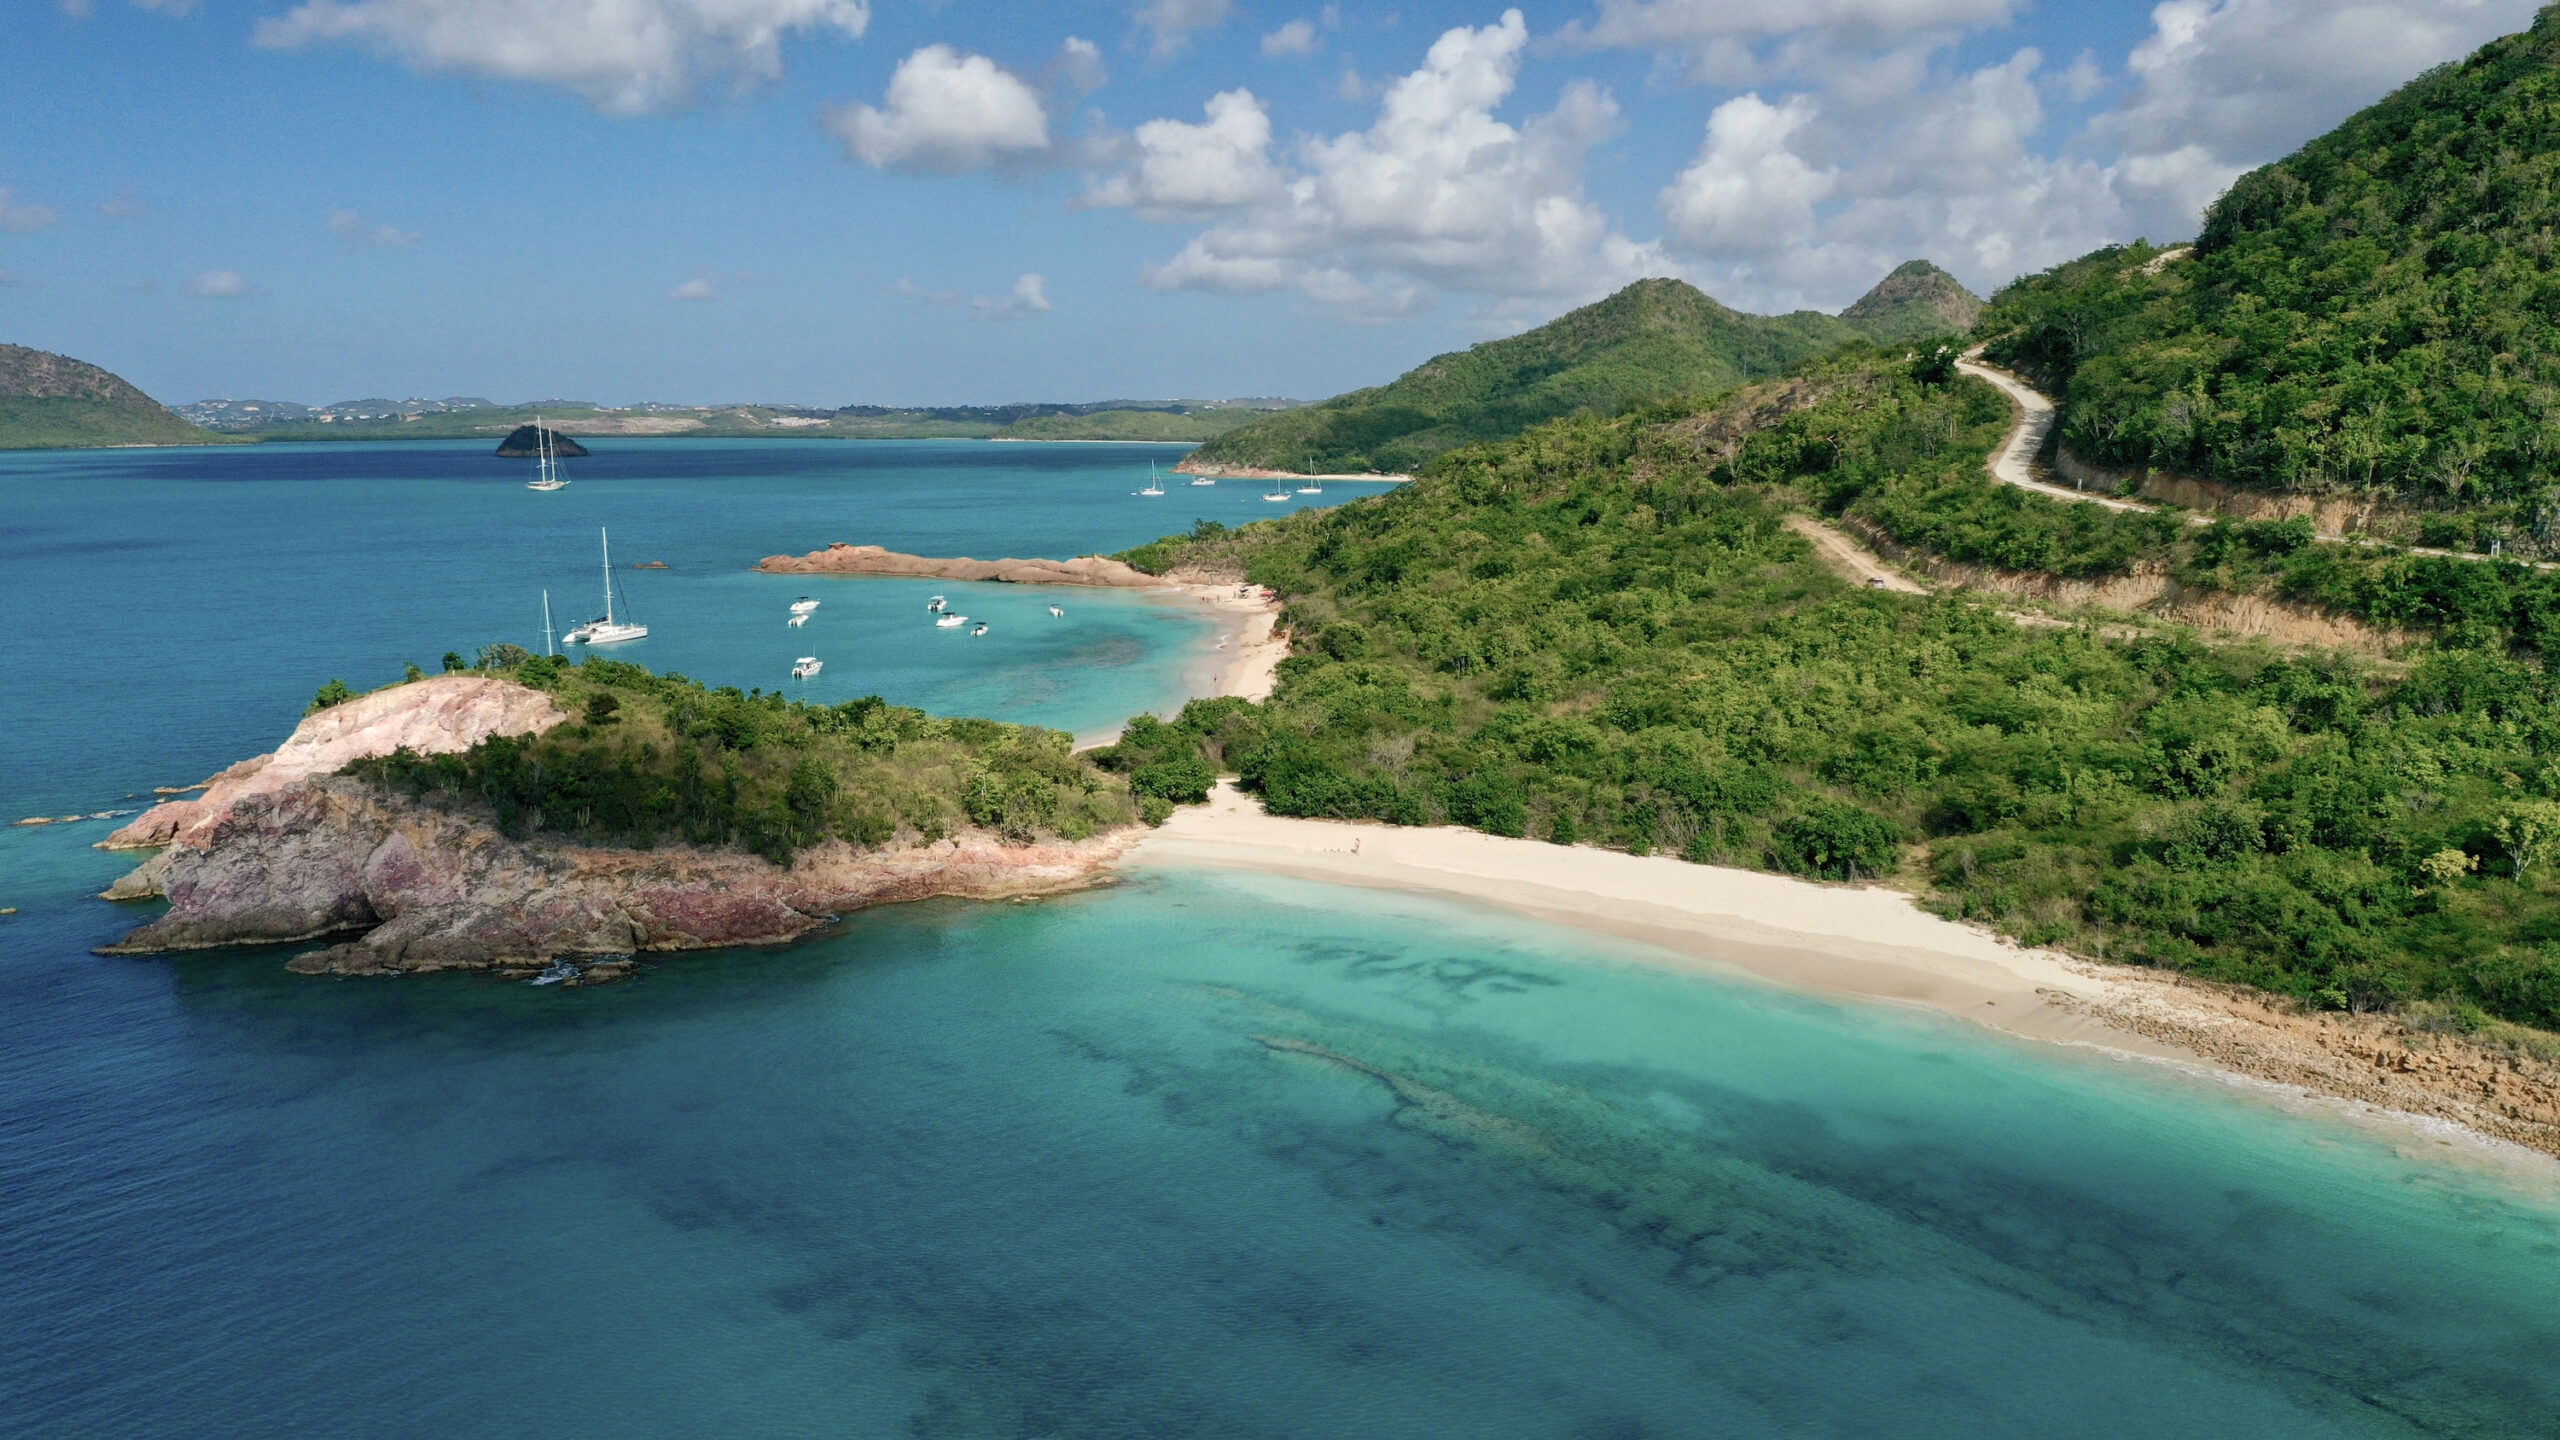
[1095,10,1665,320]
[2100,0,2541,234]
[670,277,720,301]
[1262,19,1320,57]
[1659,93,1836,253]
[253,0,870,115]
[1136,0,1233,60]
[826,45,1049,173]
[0,189,62,234]
[329,209,418,251]
[974,272,1053,320]
[1048,35,1107,94]
[187,270,253,297]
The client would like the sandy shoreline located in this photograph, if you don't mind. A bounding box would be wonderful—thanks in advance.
[1122,783,2560,1170]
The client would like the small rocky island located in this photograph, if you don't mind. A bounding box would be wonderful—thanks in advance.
[757,542,1158,587]
[495,424,588,457]
[96,671,1142,981]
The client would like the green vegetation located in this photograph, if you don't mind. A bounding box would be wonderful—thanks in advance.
[1981,9,2560,533]
[0,345,236,450]
[988,409,1264,442]
[350,656,1139,865]
[1188,265,1981,477]
[1111,351,2560,1030]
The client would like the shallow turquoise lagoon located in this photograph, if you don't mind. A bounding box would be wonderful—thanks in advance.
[2,441,2556,1438]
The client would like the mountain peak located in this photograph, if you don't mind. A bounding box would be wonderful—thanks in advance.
[1839,260,1983,340]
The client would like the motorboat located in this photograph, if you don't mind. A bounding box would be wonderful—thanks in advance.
[524,417,569,491]
[936,613,967,629]
[562,529,647,644]
[970,623,988,637]
[926,595,947,612]
[787,612,808,627]
[789,597,820,613]
[1189,475,1216,486]
[792,656,823,678]
[530,958,580,986]
[1047,604,1064,617]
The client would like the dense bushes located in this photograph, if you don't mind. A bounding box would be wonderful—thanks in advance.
[1117,373,2560,1029]
[353,659,1135,863]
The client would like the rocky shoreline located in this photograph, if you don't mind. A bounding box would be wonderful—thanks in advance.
[755,542,1161,587]
[95,675,1135,982]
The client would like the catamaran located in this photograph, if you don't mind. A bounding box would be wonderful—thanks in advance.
[562,528,647,644]
[525,417,569,491]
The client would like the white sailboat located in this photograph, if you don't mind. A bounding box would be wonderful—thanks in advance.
[1139,463,1166,497]
[1261,484,1292,502]
[562,528,647,644]
[525,417,569,491]
[1296,479,1323,495]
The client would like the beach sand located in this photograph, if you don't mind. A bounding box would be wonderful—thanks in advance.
[1124,782,2560,1167]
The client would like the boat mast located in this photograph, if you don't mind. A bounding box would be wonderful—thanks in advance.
[542,589,555,656]
[600,527,614,624]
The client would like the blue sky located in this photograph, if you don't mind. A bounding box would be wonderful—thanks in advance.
[1,0,2543,406]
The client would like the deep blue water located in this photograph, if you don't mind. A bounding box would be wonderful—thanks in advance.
[3,441,2557,1438]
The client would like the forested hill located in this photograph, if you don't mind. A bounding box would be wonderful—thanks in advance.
[0,344,230,449]
[1110,348,2560,1033]
[1982,6,2560,522]
[1185,263,1980,477]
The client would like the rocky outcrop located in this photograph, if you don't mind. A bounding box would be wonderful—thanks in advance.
[103,675,569,852]
[94,672,1136,977]
[98,774,1131,976]
[756,542,1163,588]
[495,424,589,457]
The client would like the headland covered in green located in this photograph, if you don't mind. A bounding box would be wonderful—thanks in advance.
[0,343,235,450]
[1181,261,1982,477]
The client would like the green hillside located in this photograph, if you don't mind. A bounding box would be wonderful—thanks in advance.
[1187,263,1979,476]
[988,408,1264,442]
[1982,7,2560,524]
[0,345,234,449]
[1110,351,2560,1033]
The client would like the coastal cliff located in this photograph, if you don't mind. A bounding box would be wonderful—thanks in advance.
[756,542,1161,587]
[98,673,1135,978]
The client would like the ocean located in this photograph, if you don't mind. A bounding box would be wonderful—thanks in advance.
[2,439,2555,1438]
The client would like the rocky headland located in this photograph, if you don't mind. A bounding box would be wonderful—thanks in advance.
[97,674,1133,980]
[756,542,1161,587]
[495,424,589,457]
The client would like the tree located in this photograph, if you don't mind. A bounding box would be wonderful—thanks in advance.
[442,652,466,673]
[404,662,426,683]
[585,693,621,726]
[477,643,534,669]
[307,678,354,713]
[2495,800,2560,875]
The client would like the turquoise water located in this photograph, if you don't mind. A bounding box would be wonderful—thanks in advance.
[3,443,2558,1437]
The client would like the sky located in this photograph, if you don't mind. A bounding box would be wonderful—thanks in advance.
[1,0,2545,407]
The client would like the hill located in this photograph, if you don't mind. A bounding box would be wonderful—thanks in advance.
[0,345,234,450]
[495,424,590,457]
[1982,8,2560,536]
[1183,263,1980,476]
[1109,350,2560,1036]
[988,408,1266,442]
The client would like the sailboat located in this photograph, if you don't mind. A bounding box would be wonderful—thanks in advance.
[1139,463,1166,497]
[525,417,569,491]
[562,528,647,644]
[1261,482,1292,502]
[1296,478,1324,495]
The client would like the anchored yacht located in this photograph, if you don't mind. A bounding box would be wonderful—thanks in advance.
[562,529,647,644]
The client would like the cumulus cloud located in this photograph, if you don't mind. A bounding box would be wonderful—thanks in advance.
[1262,19,1320,57]
[974,272,1053,320]
[826,44,1049,172]
[1659,94,1835,253]
[1092,10,1664,320]
[2100,0,2542,231]
[329,209,418,251]
[187,270,253,297]
[1136,0,1234,60]
[0,189,62,234]
[670,276,720,301]
[253,0,870,115]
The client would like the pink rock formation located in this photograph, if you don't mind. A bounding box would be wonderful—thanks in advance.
[754,542,1160,588]
[94,673,1136,976]
[102,675,568,852]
